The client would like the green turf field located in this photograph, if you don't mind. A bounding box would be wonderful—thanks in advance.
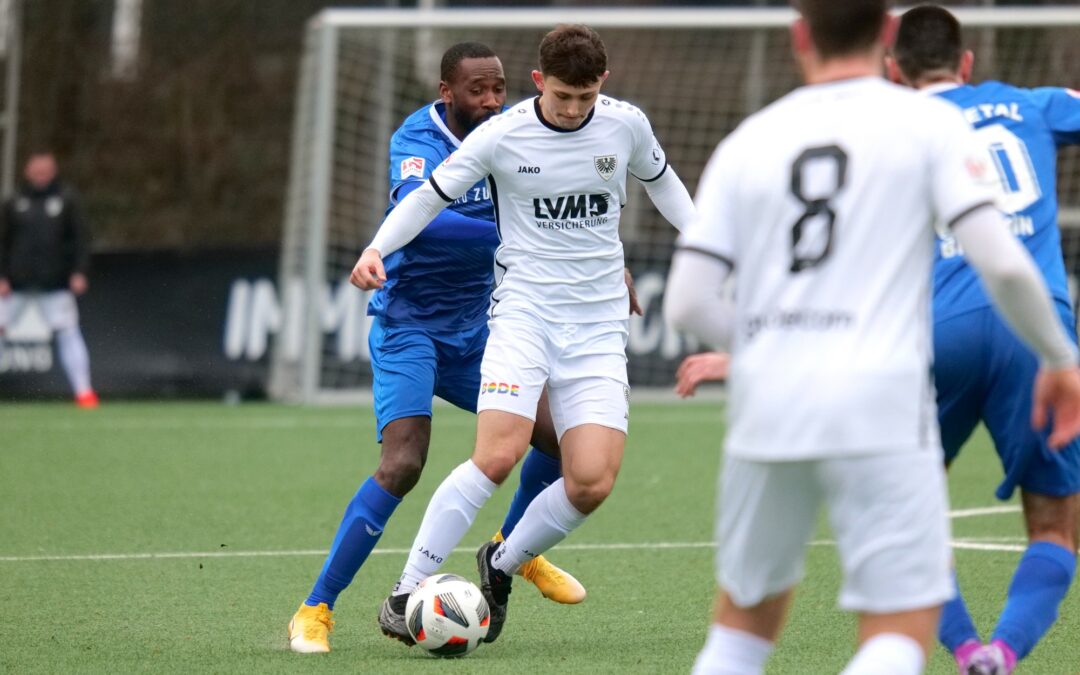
[2,401,1078,673]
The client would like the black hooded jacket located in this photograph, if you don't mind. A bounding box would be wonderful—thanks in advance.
[0,179,90,291]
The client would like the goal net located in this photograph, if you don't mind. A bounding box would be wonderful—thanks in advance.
[270,6,1080,404]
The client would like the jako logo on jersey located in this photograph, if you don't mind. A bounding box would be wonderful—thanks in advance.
[480,382,520,397]
[533,194,609,220]
[594,154,617,181]
[518,165,540,174]
[400,156,425,179]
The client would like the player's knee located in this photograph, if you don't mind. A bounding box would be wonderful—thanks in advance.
[472,451,517,485]
[564,474,615,514]
[374,448,426,496]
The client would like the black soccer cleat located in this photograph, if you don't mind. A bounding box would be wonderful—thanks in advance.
[475,541,513,643]
[377,593,415,646]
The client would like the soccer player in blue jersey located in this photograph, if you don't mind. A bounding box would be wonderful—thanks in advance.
[889,6,1080,674]
[287,42,585,654]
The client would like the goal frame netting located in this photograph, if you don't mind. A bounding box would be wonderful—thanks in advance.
[269,6,1080,405]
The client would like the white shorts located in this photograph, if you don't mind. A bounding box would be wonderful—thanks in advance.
[0,290,79,333]
[478,310,629,440]
[717,449,952,613]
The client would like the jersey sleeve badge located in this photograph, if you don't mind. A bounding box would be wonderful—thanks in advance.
[400,156,426,179]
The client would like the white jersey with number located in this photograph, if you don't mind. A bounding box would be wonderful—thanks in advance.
[680,77,998,460]
[428,95,668,323]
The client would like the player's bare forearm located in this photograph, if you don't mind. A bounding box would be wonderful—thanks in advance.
[350,248,386,290]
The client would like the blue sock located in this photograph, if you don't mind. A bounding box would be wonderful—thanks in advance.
[306,477,401,609]
[992,541,1076,659]
[939,570,980,652]
[499,448,561,538]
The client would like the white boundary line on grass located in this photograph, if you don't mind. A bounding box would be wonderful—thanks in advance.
[0,537,1030,563]
[949,505,1021,518]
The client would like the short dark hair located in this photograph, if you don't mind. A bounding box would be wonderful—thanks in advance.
[893,5,964,82]
[440,42,497,83]
[794,0,890,59]
[538,24,607,87]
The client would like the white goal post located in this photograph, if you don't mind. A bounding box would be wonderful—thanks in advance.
[270,6,1080,404]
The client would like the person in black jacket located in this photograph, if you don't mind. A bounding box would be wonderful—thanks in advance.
[0,151,97,407]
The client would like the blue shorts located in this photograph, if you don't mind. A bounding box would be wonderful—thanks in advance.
[369,318,488,442]
[934,302,1080,500]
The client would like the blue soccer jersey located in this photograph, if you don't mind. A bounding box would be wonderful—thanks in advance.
[366,101,501,330]
[933,83,1080,321]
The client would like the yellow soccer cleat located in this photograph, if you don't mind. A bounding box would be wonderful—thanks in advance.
[288,602,334,653]
[493,531,587,605]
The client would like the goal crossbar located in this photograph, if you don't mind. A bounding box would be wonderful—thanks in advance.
[315,7,1080,31]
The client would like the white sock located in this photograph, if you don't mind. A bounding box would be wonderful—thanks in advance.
[691,624,774,675]
[393,460,496,595]
[841,633,925,675]
[492,478,587,575]
[56,327,92,395]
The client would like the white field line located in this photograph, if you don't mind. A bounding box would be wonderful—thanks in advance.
[949,505,1021,518]
[0,537,1029,563]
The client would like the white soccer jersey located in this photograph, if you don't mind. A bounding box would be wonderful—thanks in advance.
[428,95,668,323]
[680,77,998,460]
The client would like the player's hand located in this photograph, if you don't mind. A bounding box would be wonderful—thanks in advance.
[625,267,643,316]
[675,352,730,398]
[69,273,88,295]
[0,278,10,297]
[1032,366,1080,449]
[350,248,386,290]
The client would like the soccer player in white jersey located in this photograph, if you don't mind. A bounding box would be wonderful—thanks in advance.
[351,24,696,643]
[664,1,1080,673]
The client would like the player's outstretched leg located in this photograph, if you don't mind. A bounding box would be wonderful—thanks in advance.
[495,447,586,604]
[482,475,592,642]
[289,477,401,653]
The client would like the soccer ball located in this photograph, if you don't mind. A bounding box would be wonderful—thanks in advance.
[405,573,490,657]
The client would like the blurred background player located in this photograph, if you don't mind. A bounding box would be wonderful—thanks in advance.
[889,6,1080,674]
[665,0,1080,673]
[0,151,97,408]
[287,42,584,655]
[351,24,695,643]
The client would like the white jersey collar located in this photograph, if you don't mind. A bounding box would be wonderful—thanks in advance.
[920,82,962,97]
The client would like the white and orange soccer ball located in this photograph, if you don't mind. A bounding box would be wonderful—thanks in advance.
[405,574,490,657]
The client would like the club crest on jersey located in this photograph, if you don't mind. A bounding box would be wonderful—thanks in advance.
[594,154,617,181]
[400,156,425,179]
